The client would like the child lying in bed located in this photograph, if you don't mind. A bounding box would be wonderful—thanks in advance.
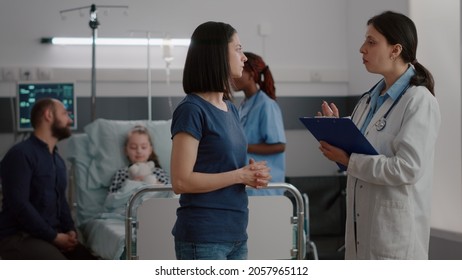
[109,125,170,193]
[84,124,173,260]
[102,125,171,216]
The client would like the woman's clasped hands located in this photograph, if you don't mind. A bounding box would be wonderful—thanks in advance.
[241,158,271,189]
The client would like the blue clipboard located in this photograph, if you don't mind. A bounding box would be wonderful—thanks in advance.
[299,117,378,171]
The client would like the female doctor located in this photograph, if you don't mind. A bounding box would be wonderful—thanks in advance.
[318,11,440,259]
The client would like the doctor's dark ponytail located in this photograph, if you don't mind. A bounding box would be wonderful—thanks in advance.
[367,11,435,96]
[410,61,434,96]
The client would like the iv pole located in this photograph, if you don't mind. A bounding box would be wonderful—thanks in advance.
[128,30,158,121]
[162,37,174,115]
[60,4,128,121]
[147,31,152,121]
[89,4,99,121]
[132,32,174,120]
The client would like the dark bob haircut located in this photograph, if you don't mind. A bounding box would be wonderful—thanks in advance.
[182,21,237,100]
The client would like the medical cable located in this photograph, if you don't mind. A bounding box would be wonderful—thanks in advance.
[373,84,410,131]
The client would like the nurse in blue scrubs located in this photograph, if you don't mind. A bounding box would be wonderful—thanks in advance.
[233,52,286,195]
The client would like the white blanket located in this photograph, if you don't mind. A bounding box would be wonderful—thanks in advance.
[83,218,126,260]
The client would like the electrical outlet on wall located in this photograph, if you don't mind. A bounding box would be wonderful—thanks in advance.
[37,68,52,80]
[1,68,19,81]
[19,68,35,81]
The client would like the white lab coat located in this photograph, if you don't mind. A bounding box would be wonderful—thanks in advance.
[345,85,441,259]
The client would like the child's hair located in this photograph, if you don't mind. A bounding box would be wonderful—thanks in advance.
[125,125,161,168]
[243,52,276,100]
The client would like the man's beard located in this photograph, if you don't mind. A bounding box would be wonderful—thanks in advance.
[51,120,72,140]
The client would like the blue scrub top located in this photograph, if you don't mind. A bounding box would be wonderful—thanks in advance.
[239,90,286,195]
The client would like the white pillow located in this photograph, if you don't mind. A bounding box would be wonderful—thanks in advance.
[84,118,172,189]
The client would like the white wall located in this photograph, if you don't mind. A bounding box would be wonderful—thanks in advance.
[0,0,348,80]
[410,0,462,236]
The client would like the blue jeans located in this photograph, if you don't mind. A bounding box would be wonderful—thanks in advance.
[175,240,248,260]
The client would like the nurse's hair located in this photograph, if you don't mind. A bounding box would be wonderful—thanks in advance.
[367,11,435,96]
[183,21,237,100]
[243,52,276,100]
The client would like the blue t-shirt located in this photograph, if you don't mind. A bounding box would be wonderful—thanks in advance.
[171,94,248,242]
[239,90,286,195]
[0,134,74,242]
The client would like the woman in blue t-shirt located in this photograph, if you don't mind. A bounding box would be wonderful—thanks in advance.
[170,21,272,260]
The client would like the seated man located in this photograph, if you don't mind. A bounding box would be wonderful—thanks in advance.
[0,98,95,259]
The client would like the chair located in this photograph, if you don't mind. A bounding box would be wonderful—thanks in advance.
[286,175,346,259]
[303,193,319,260]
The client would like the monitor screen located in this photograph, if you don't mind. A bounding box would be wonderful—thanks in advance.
[16,82,77,131]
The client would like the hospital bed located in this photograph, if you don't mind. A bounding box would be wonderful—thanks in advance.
[66,118,317,260]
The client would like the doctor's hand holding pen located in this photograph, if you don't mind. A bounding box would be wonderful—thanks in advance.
[317,100,339,118]
[316,101,350,167]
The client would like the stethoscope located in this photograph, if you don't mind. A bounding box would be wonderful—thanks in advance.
[351,80,410,132]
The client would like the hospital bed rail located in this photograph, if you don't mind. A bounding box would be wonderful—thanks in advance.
[125,183,307,260]
[125,186,174,260]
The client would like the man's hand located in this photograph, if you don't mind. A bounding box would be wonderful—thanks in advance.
[53,231,79,252]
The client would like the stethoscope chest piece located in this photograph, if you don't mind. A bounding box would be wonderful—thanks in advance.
[353,81,410,133]
[375,118,386,131]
